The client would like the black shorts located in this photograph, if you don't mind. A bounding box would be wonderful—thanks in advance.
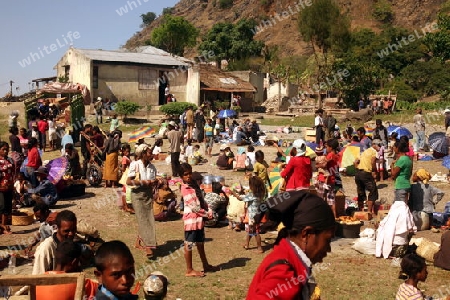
[185,229,205,243]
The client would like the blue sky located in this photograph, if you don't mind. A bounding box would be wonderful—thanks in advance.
[0,0,178,96]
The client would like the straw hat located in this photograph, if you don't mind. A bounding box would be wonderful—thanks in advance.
[135,144,149,156]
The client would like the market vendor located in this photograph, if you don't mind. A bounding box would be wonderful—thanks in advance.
[64,143,82,179]
[28,166,59,206]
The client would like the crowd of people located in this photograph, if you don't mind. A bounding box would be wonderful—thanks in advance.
[2,101,450,299]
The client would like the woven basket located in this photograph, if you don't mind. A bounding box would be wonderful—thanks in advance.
[12,210,34,226]
[416,238,440,262]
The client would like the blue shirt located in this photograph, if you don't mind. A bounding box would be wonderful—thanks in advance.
[360,136,372,153]
[28,180,58,205]
[61,134,74,151]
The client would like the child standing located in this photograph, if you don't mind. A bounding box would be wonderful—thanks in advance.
[179,163,218,277]
[396,253,429,300]
[241,176,266,253]
[94,240,138,300]
[253,150,271,191]
[120,144,134,214]
[323,139,343,216]
[375,139,386,181]
[204,118,214,157]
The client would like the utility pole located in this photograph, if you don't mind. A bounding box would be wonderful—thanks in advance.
[9,80,14,96]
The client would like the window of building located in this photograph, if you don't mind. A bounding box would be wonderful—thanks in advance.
[64,65,70,78]
[93,66,98,89]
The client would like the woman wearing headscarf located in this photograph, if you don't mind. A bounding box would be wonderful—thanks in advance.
[280,139,312,191]
[126,143,159,259]
[246,190,336,299]
[102,130,122,188]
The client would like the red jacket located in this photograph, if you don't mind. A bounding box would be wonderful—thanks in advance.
[247,238,309,299]
[26,147,42,168]
[280,156,312,190]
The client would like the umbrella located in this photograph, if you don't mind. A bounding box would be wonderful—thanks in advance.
[429,132,448,155]
[387,125,398,136]
[284,146,317,159]
[129,126,155,143]
[268,164,284,196]
[340,145,360,168]
[442,156,450,169]
[46,157,69,184]
[217,109,236,119]
[388,126,413,139]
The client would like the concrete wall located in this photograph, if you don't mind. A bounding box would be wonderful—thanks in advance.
[56,49,92,99]
[267,80,298,100]
[186,64,200,105]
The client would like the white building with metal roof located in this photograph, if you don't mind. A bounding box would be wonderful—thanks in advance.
[55,46,200,106]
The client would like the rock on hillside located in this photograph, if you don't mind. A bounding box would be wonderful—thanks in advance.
[125,0,447,59]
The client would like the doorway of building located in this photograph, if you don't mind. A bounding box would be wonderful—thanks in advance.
[158,72,168,105]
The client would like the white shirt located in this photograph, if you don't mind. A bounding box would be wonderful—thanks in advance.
[164,87,170,96]
[128,160,156,181]
[246,152,256,167]
[152,146,162,155]
[314,116,323,127]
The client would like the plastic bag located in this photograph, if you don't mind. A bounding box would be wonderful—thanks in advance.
[352,237,376,255]
[352,229,376,255]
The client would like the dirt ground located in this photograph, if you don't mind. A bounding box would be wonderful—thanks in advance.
[0,106,450,299]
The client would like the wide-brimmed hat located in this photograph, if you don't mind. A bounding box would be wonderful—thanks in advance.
[135,144,150,156]
[292,139,306,156]
[444,108,450,114]
[34,166,49,175]
[168,121,177,127]
[97,97,102,101]
[143,271,168,298]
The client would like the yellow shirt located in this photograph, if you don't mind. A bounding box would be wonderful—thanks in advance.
[254,161,269,182]
[358,147,377,172]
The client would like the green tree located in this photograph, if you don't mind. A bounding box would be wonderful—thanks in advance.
[424,14,450,62]
[198,19,264,68]
[140,12,156,27]
[151,15,199,56]
[298,0,350,106]
[114,101,141,121]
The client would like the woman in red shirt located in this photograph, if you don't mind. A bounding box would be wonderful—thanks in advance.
[26,137,42,188]
[246,190,336,299]
[280,139,312,191]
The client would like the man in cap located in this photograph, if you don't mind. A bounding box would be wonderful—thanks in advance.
[167,121,183,177]
[354,139,381,213]
[27,166,59,206]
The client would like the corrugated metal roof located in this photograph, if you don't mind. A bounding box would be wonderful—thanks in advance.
[74,48,189,66]
[200,64,256,93]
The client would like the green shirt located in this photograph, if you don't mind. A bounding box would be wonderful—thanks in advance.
[394,155,412,190]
